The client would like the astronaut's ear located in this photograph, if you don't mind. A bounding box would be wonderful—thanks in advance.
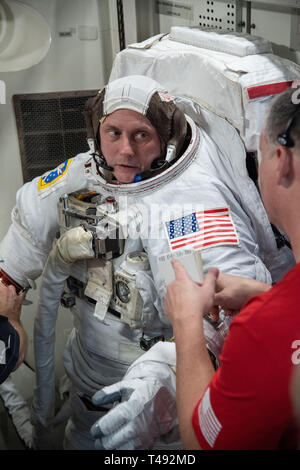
[276,145,294,187]
[168,108,187,158]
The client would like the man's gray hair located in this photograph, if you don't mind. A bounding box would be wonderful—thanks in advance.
[265,86,300,148]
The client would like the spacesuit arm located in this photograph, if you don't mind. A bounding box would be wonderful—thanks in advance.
[0,154,90,288]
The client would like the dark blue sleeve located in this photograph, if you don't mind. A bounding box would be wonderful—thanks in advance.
[0,315,20,384]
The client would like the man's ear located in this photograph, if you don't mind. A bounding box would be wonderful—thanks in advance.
[276,146,294,188]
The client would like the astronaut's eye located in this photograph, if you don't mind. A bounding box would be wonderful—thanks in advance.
[116,281,131,303]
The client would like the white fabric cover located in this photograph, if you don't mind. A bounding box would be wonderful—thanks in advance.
[110,28,300,151]
[56,226,94,263]
[104,75,166,116]
[169,27,273,57]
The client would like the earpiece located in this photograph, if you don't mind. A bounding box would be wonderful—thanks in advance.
[277,105,300,148]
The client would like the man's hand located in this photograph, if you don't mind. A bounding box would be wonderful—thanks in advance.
[214,273,271,314]
[0,284,25,322]
[164,259,219,330]
[164,260,218,450]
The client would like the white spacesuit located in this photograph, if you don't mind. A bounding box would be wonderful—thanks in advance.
[0,75,295,450]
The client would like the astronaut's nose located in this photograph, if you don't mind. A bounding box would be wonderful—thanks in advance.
[119,136,135,158]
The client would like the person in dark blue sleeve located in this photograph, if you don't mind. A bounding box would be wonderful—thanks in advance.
[0,285,27,384]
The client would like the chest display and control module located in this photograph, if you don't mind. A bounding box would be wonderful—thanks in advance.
[58,190,149,329]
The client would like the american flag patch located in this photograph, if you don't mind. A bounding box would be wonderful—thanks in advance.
[165,206,239,252]
[198,387,222,448]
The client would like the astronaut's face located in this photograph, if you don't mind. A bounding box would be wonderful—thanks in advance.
[100,109,161,183]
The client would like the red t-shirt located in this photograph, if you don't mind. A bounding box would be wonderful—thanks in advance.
[192,263,300,449]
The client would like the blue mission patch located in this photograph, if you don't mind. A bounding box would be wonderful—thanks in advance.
[38,159,71,191]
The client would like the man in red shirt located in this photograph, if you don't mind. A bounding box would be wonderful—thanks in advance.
[164,87,300,449]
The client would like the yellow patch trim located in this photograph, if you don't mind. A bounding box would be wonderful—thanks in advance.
[38,159,72,191]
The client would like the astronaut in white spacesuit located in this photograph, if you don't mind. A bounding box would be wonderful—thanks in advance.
[0,75,295,450]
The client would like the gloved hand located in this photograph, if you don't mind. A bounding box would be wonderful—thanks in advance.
[90,360,178,450]
[8,403,33,449]
[56,226,94,264]
[0,378,33,449]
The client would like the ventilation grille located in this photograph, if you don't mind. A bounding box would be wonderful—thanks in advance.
[13,90,98,183]
[197,1,243,32]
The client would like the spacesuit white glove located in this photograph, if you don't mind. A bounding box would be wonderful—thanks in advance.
[56,226,94,264]
[0,378,33,449]
[90,342,180,450]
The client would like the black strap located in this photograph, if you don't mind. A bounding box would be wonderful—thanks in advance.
[271,224,292,250]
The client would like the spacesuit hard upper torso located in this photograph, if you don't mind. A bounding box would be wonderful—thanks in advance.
[0,111,295,448]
